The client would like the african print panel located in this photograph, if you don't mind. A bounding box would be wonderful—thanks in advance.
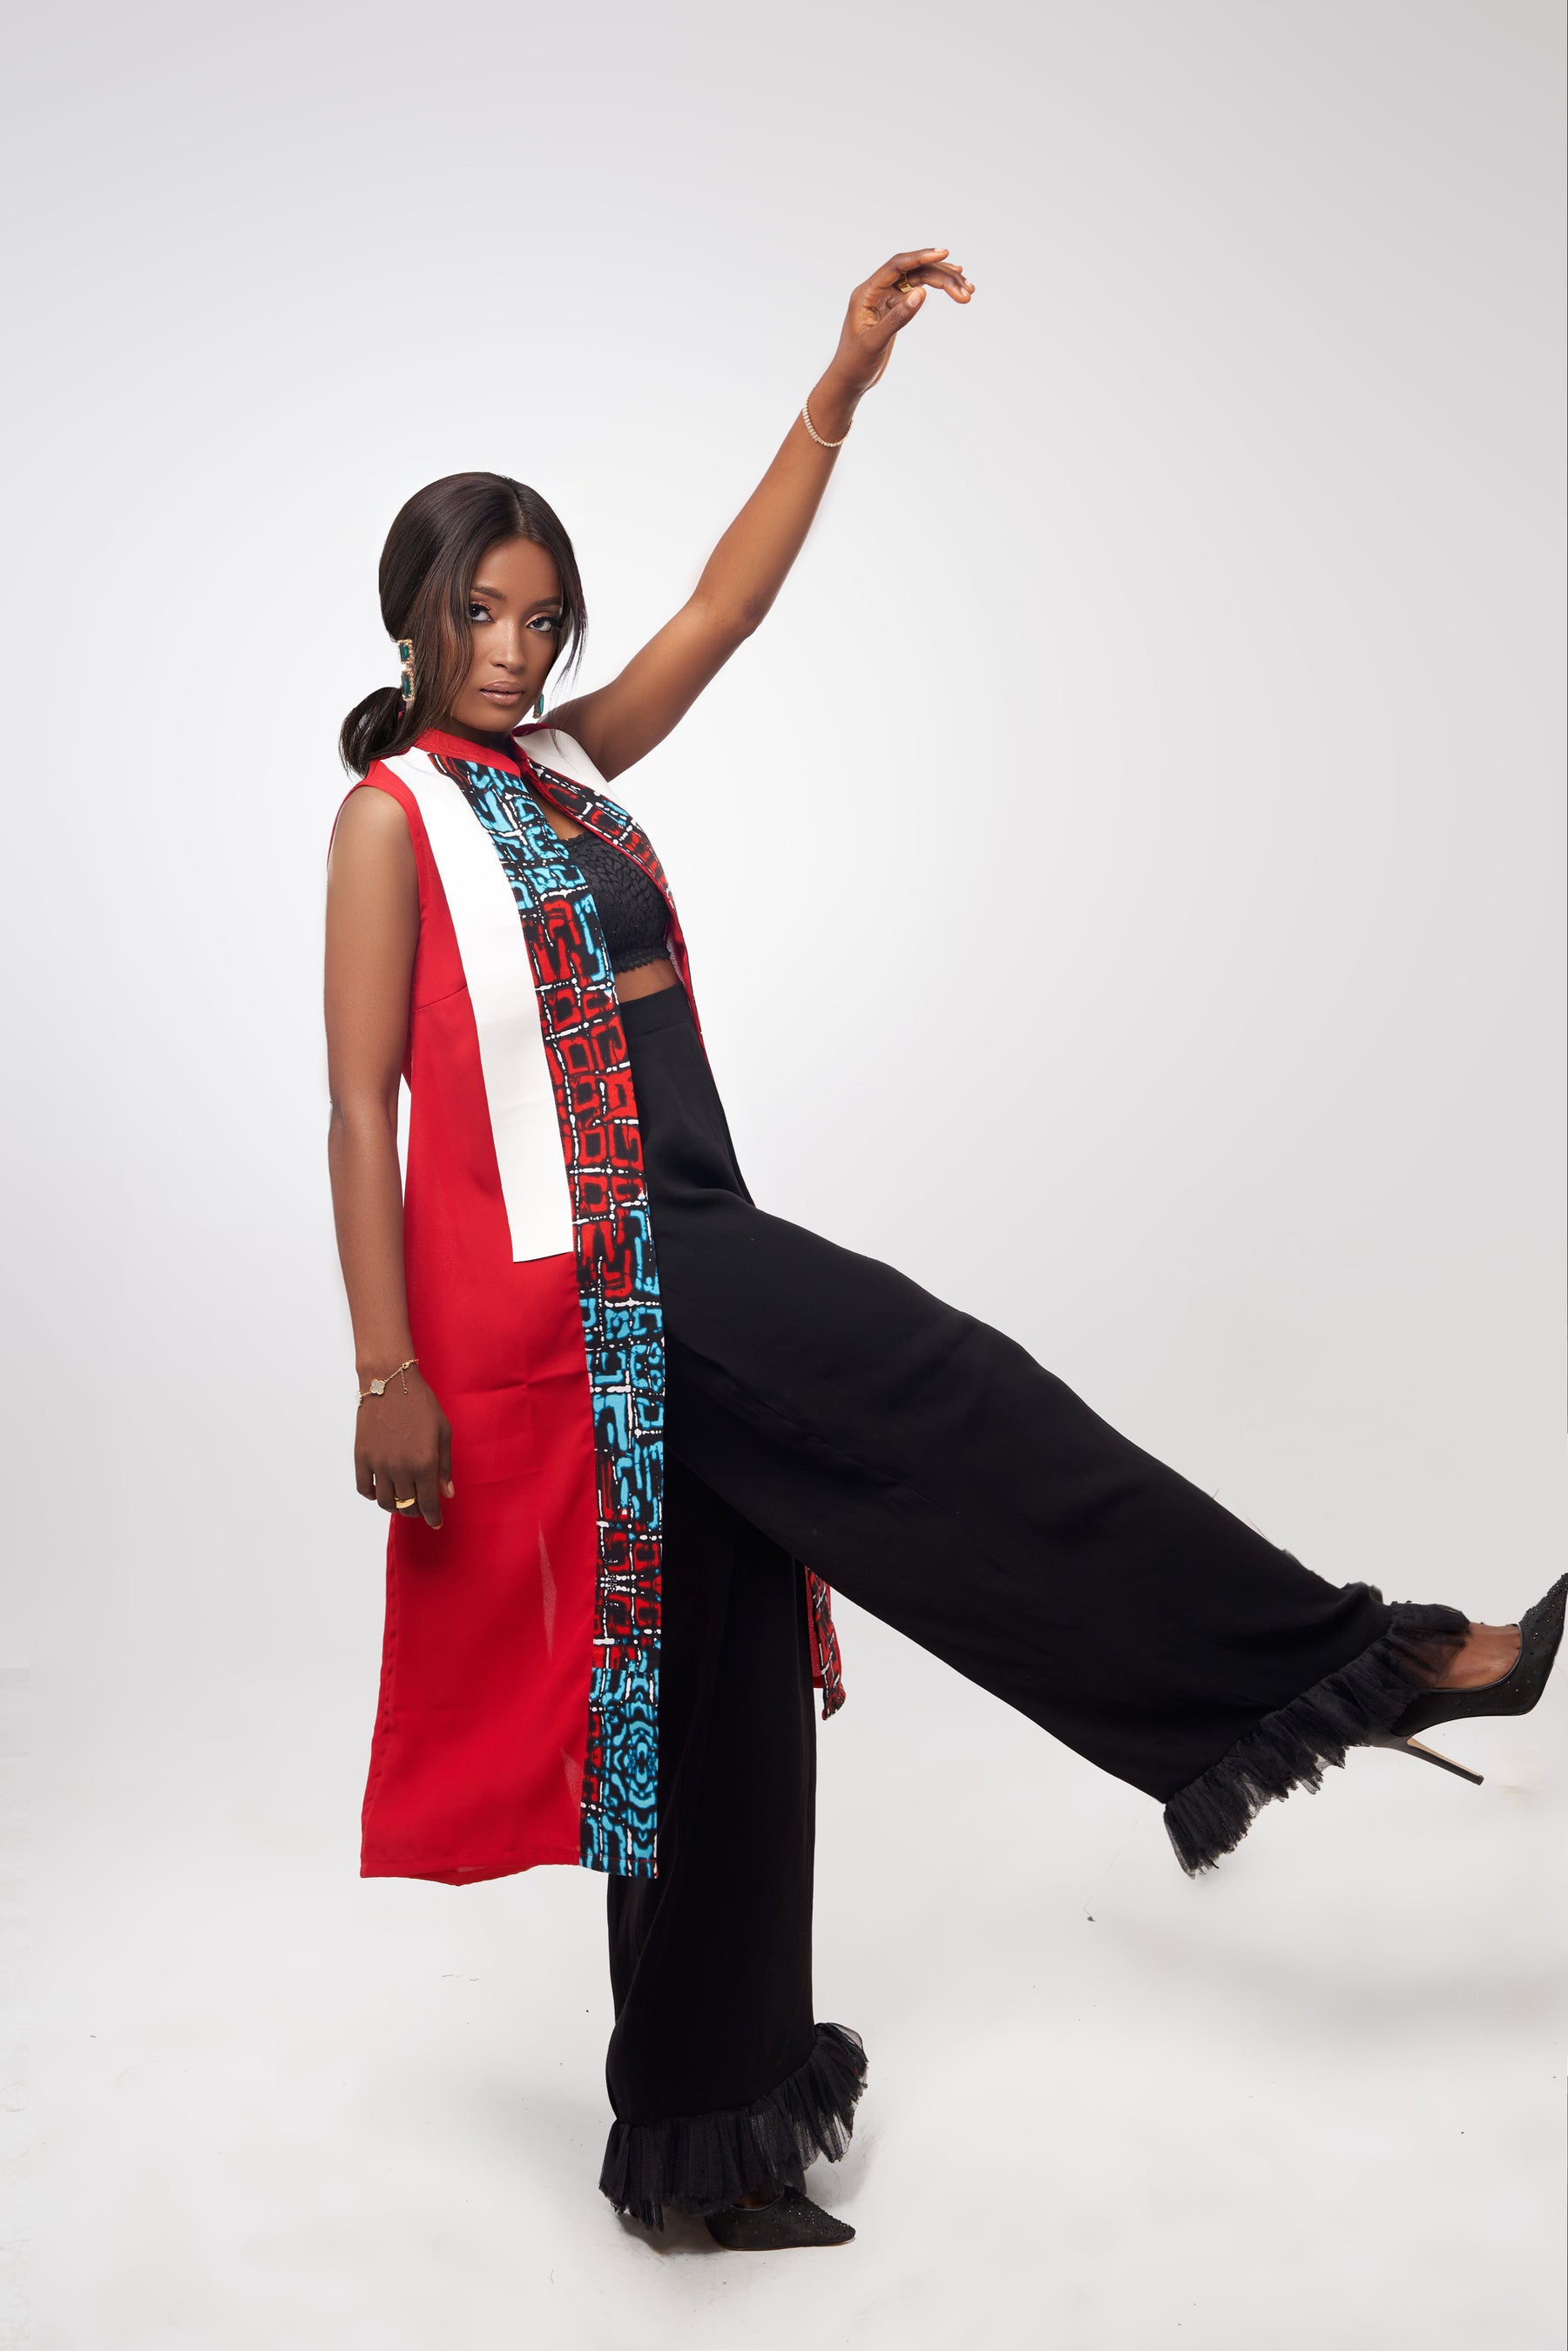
[517,757,689,989]
[518,746,848,1724]
[439,756,663,1879]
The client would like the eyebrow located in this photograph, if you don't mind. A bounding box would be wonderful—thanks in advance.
[470,582,564,611]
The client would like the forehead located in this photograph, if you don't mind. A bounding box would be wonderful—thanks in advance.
[472,535,561,602]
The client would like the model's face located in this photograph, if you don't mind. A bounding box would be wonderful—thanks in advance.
[443,535,564,735]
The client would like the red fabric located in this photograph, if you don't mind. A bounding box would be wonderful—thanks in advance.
[335,767,600,1882]
[328,735,844,1880]
[805,1574,846,1718]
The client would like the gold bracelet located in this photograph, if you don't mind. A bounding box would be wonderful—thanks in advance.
[358,1357,418,1403]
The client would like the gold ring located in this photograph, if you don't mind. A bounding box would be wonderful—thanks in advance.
[896,274,911,293]
[394,1495,418,1511]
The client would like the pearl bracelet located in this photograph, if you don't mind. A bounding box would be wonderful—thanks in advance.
[801,339,894,451]
[801,394,851,450]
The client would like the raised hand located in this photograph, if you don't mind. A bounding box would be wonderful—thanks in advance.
[828,247,975,397]
[541,245,976,782]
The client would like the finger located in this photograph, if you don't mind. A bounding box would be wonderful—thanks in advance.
[908,263,974,299]
[877,286,928,334]
[862,281,929,341]
[869,247,950,286]
[864,274,967,335]
[438,1419,454,1499]
[414,1460,443,1530]
[355,1443,376,1501]
[377,1460,412,1517]
[881,257,971,299]
[853,288,964,365]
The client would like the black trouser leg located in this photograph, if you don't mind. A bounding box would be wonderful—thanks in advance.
[599,1453,865,2229]
[618,982,1468,1881]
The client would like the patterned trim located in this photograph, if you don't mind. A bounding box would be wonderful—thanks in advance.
[429,739,847,1873]
[517,753,694,1008]
[806,1573,847,1719]
[518,746,848,1728]
[522,757,672,882]
[438,755,664,1877]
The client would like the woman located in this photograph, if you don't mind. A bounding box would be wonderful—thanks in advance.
[324,247,1565,2251]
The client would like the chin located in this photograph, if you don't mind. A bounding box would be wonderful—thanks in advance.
[464,699,529,729]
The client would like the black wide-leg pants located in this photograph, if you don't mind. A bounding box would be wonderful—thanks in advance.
[599,1453,866,2228]
[599,983,1465,2226]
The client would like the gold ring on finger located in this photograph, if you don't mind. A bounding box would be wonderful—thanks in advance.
[896,274,911,293]
[394,1495,418,1510]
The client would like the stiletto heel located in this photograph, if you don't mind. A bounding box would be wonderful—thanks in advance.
[1368,1730,1484,1785]
[1374,1571,1567,1784]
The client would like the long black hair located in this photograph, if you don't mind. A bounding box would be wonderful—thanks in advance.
[339,472,588,775]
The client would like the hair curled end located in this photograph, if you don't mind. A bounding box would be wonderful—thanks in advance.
[338,685,406,778]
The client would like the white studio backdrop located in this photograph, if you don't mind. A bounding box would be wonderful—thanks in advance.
[3,3,1564,2347]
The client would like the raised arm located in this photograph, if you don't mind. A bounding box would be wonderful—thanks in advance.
[550,247,973,782]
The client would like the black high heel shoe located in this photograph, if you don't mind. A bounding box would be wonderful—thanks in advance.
[704,2186,855,2249]
[1368,1571,1568,1785]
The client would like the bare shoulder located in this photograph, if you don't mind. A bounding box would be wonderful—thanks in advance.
[327,781,417,922]
[331,777,415,855]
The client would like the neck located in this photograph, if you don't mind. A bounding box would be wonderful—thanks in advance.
[430,716,524,762]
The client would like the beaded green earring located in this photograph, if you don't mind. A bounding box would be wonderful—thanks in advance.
[397,639,416,708]
[534,691,545,718]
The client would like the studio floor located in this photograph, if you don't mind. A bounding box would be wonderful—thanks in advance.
[6,1606,1565,2351]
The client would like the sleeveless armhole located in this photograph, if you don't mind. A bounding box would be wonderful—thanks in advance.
[332,769,468,1010]
[513,723,612,793]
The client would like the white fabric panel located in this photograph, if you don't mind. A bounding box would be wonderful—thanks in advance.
[513,724,611,796]
[385,749,572,1265]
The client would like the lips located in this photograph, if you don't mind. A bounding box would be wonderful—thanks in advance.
[480,684,526,704]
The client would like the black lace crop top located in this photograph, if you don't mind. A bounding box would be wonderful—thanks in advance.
[566,826,671,974]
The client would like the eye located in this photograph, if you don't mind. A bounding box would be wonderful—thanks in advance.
[467,600,493,624]
[528,612,563,635]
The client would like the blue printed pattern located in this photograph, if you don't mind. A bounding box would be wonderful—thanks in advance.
[437,756,665,1876]
[522,746,847,1725]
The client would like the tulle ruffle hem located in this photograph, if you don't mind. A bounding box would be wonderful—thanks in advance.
[1164,1592,1470,1877]
[598,2020,867,2230]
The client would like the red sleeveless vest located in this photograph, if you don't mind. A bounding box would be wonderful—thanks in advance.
[332,725,842,1886]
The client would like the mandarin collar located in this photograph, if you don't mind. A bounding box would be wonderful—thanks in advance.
[415,724,530,776]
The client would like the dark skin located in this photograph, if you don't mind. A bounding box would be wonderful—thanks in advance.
[325,249,1520,1703]
[328,252,970,1528]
